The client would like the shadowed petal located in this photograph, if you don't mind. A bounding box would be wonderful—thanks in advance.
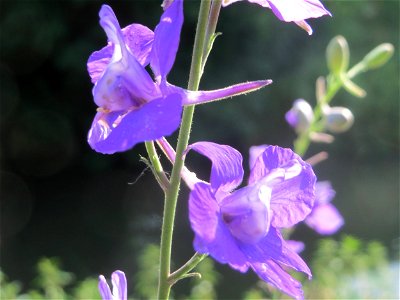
[88,94,182,154]
[240,227,311,277]
[305,203,344,235]
[250,261,305,300]
[167,80,272,106]
[150,0,183,82]
[190,184,249,271]
[186,142,244,193]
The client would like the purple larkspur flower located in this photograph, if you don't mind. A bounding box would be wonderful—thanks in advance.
[305,181,344,235]
[98,270,127,300]
[222,0,331,35]
[187,142,316,299]
[87,1,272,154]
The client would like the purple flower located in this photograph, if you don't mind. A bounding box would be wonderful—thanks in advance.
[222,0,331,35]
[87,1,272,154]
[187,142,316,299]
[305,181,344,235]
[98,270,127,300]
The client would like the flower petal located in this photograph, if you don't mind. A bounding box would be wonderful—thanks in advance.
[87,24,154,84]
[93,5,159,111]
[286,240,305,254]
[88,94,182,154]
[190,183,249,271]
[240,227,311,277]
[167,80,272,106]
[315,181,335,204]
[250,261,305,300]
[249,146,316,228]
[305,203,344,235]
[98,275,113,300]
[111,270,127,300]
[186,142,244,193]
[150,0,183,82]
[249,144,268,170]
[266,0,331,22]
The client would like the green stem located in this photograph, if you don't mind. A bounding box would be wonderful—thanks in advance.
[168,252,208,285]
[157,1,212,299]
[145,141,170,191]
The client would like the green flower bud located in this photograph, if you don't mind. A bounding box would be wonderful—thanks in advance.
[285,99,314,133]
[326,35,350,75]
[324,106,354,133]
[362,43,394,70]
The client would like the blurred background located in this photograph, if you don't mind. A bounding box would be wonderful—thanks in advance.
[0,0,398,299]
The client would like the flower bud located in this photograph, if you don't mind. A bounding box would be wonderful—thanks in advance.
[362,43,394,71]
[285,99,314,133]
[324,106,354,133]
[326,35,350,75]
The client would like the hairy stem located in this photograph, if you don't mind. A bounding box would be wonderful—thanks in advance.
[157,1,212,299]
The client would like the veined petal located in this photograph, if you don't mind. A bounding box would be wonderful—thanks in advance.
[249,144,268,170]
[266,0,331,22]
[150,0,183,82]
[88,94,182,154]
[167,80,272,106]
[250,261,305,300]
[190,184,249,270]
[249,146,316,228]
[87,24,154,84]
[186,142,244,193]
[98,275,113,300]
[111,271,127,300]
[305,203,344,235]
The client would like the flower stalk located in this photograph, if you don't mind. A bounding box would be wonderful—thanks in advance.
[156,1,219,299]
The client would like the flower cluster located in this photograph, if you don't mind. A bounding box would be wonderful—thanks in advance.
[89,1,336,299]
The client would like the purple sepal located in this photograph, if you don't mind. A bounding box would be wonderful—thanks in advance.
[305,181,344,235]
[150,0,183,83]
[167,80,273,106]
[186,142,244,193]
[88,94,182,154]
[98,270,127,300]
[306,203,344,235]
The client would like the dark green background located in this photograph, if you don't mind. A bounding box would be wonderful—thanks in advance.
[1,0,398,297]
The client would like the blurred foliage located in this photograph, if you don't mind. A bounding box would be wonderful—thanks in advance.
[1,236,397,299]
